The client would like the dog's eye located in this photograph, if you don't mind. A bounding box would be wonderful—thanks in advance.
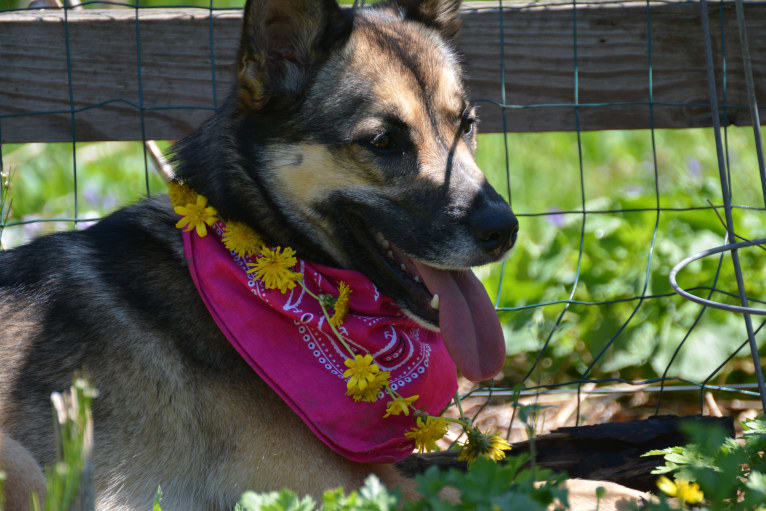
[369,133,391,150]
[462,117,476,136]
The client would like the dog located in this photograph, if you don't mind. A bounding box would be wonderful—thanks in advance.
[0,1,516,508]
[0,1,649,509]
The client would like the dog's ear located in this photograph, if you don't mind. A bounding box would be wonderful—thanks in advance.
[237,0,350,111]
[387,0,462,40]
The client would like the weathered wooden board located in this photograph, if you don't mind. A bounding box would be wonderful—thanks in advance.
[1,1,765,143]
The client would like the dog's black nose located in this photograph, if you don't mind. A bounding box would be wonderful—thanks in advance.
[468,203,519,254]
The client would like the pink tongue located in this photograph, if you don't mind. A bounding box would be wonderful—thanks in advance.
[413,262,506,382]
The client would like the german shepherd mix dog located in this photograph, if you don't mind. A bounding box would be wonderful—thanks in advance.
[0,1,516,508]
[0,0,644,509]
[0,0,660,511]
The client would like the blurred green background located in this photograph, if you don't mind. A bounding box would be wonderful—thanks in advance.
[1,0,765,392]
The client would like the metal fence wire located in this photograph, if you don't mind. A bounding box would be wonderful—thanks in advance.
[0,0,765,434]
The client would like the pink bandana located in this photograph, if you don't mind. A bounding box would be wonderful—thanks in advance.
[183,221,457,463]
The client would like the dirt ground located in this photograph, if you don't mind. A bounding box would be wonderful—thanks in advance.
[439,377,761,448]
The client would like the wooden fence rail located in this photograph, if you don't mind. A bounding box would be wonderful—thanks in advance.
[1,1,765,143]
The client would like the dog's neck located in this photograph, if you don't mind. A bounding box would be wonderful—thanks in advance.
[170,94,341,269]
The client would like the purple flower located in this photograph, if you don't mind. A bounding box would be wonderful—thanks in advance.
[687,158,702,180]
[546,208,565,227]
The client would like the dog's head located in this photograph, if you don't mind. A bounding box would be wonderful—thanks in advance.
[177,0,517,380]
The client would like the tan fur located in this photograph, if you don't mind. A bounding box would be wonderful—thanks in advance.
[0,432,46,511]
[343,20,482,191]
[267,144,384,204]
[262,143,383,265]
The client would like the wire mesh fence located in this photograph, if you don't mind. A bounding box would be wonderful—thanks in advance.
[0,0,764,439]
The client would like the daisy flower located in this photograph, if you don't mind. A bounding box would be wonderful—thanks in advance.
[222,221,264,258]
[247,246,300,293]
[343,354,379,395]
[354,370,390,403]
[329,281,352,327]
[405,416,448,453]
[656,476,704,504]
[457,429,511,465]
[174,195,218,237]
[384,395,419,418]
[168,181,198,209]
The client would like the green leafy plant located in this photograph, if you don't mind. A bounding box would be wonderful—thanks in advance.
[406,455,569,511]
[0,165,10,251]
[236,474,398,511]
[639,417,766,510]
[235,455,570,511]
[21,378,97,511]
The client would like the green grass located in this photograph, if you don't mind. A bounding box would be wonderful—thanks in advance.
[474,128,766,384]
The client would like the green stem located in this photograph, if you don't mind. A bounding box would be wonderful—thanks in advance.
[318,299,355,358]
[299,277,356,359]
[454,392,467,423]
[442,416,469,427]
[528,426,536,478]
[296,278,321,301]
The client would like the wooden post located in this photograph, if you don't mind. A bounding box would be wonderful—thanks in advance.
[0,1,764,142]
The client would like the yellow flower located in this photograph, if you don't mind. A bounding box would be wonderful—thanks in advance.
[222,221,264,257]
[329,281,352,327]
[384,395,419,418]
[486,435,512,461]
[175,195,218,237]
[343,354,379,393]
[656,476,704,504]
[168,181,198,209]
[458,430,511,465]
[343,354,389,402]
[405,416,448,453]
[353,370,390,403]
[247,246,300,293]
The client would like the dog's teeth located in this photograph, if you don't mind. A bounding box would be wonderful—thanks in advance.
[430,294,439,310]
[375,232,389,249]
[400,263,406,272]
[387,250,394,259]
[413,275,420,283]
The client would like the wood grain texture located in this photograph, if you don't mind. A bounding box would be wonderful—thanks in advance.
[1,1,764,143]
[398,415,735,492]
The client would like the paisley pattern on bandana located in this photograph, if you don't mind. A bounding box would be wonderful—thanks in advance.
[182,220,457,463]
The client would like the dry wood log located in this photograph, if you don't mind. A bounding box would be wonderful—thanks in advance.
[397,415,735,493]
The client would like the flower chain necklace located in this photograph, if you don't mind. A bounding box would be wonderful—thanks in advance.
[170,180,510,463]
